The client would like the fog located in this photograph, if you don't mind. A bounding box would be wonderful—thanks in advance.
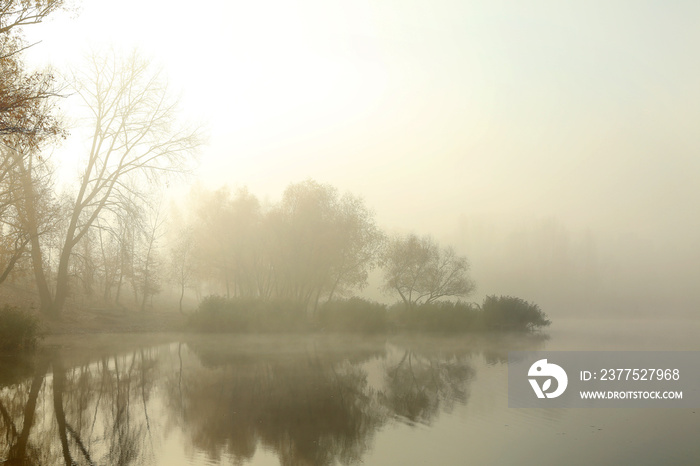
[14,0,700,321]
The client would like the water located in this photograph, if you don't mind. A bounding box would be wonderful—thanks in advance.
[0,320,699,465]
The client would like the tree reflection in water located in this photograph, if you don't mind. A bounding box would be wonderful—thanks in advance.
[0,349,157,465]
[0,335,545,465]
[379,349,474,425]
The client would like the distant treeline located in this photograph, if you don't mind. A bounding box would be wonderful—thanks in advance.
[188,295,551,334]
[168,180,476,313]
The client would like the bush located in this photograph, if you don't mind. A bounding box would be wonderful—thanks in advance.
[188,296,308,333]
[317,298,388,333]
[481,295,550,332]
[187,295,551,334]
[0,305,42,351]
[392,301,481,333]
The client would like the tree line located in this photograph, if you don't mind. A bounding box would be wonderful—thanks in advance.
[0,1,494,320]
[1,2,202,316]
[170,180,475,313]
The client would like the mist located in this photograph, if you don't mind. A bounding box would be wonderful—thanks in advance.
[8,1,697,323]
[3,2,700,465]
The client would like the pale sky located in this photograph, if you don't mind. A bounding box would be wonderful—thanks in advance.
[23,0,700,315]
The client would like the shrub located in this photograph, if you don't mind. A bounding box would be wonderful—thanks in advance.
[481,295,550,332]
[0,305,42,351]
[392,301,481,333]
[188,296,308,333]
[317,298,388,333]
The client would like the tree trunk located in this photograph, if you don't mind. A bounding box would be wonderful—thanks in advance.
[52,355,74,466]
[10,357,50,460]
[140,266,149,312]
[28,231,53,313]
[49,246,72,317]
[17,161,53,314]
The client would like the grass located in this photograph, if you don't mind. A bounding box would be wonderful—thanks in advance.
[0,305,42,351]
[317,298,388,333]
[188,296,308,333]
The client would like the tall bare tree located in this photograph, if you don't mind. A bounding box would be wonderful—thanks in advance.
[136,197,166,312]
[169,225,195,313]
[27,50,201,316]
[0,1,66,287]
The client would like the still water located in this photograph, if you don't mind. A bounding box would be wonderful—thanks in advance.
[0,319,699,465]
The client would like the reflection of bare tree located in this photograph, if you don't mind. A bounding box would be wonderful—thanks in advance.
[0,336,545,466]
[52,355,74,465]
[0,348,160,466]
[158,340,483,466]
[379,350,475,425]
[0,355,49,465]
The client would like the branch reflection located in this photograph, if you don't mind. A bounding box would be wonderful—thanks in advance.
[0,335,546,465]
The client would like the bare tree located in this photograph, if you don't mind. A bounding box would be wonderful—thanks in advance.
[1,0,68,144]
[0,147,30,284]
[169,225,195,313]
[136,197,166,312]
[28,49,201,316]
[382,234,475,307]
[5,144,61,293]
[0,1,65,36]
[0,10,66,286]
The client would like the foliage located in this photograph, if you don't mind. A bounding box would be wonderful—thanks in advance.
[481,295,550,332]
[0,36,65,145]
[0,305,41,351]
[188,295,551,335]
[317,298,388,333]
[188,296,308,333]
[0,1,67,144]
[272,180,384,305]
[390,301,482,333]
[184,181,383,310]
[187,186,264,299]
[0,1,65,36]
[382,234,475,306]
[0,1,66,287]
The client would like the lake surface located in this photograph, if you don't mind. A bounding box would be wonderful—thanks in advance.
[0,319,699,465]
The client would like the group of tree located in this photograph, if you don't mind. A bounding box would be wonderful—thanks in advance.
[169,180,484,315]
[0,338,497,465]
[1,1,66,287]
[0,1,529,328]
[173,181,385,312]
[0,1,202,317]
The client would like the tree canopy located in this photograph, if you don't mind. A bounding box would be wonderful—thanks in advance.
[382,234,475,307]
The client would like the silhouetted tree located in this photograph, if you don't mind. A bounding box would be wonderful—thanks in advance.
[382,234,475,307]
[169,225,195,313]
[136,198,166,312]
[182,180,383,310]
[270,180,383,309]
[0,1,65,36]
[27,49,201,316]
[188,186,264,299]
[0,3,66,286]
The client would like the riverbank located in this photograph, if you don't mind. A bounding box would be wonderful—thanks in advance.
[39,307,188,335]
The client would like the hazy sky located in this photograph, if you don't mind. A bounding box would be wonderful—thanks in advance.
[23,1,700,313]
